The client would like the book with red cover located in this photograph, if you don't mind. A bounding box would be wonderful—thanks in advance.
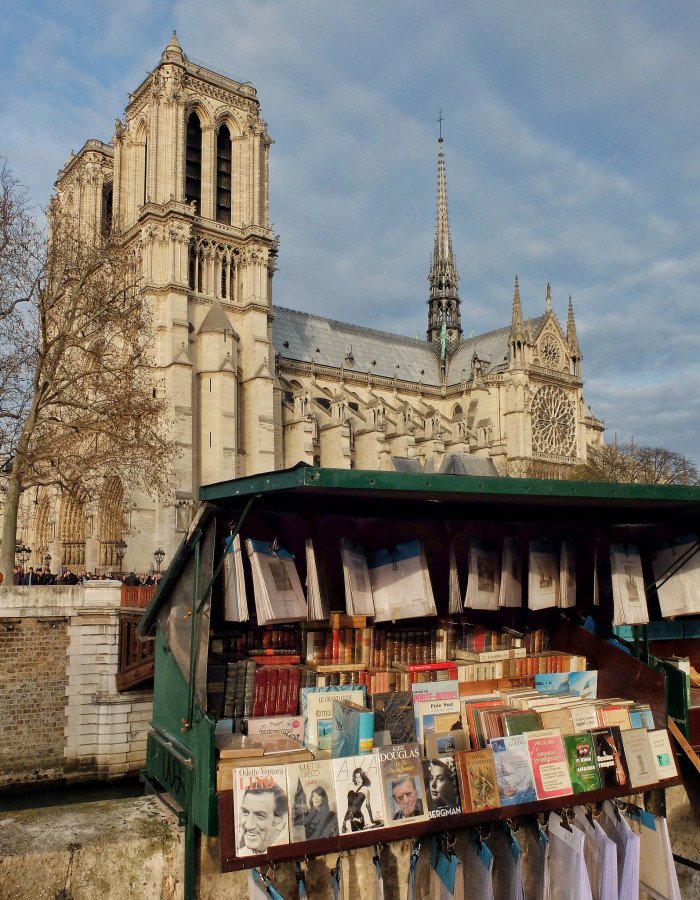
[252,667,268,718]
[286,667,301,715]
[526,729,573,799]
[263,667,279,717]
[275,667,290,715]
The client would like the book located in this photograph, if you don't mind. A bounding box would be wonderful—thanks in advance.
[422,756,462,817]
[370,691,417,746]
[454,748,500,812]
[534,671,598,699]
[528,540,560,610]
[300,685,366,750]
[610,543,649,626]
[526,729,573,800]
[629,703,656,731]
[217,747,314,792]
[488,734,537,805]
[570,704,599,733]
[464,539,500,610]
[597,703,632,731]
[539,707,575,736]
[233,765,290,857]
[411,678,460,703]
[333,753,386,833]
[501,710,543,737]
[368,540,437,622]
[286,758,339,842]
[305,538,330,621]
[340,539,375,616]
[620,728,658,788]
[244,714,306,743]
[651,534,700,618]
[454,647,527,663]
[245,539,308,625]
[331,699,374,757]
[425,729,469,756]
[414,697,461,747]
[223,533,249,622]
[563,733,601,794]
[589,726,630,789]
[648,729,678,780]
[499,536,522,608]
[378,742,428,823]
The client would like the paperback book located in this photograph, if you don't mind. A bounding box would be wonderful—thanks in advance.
[454,749,501,812]
[563,733,601,794]
[378,742,428,823]
[629,703,655,730]
[422,755,462,818]
[499,536,522,608]
[245,539,308,625]
[333,753,386,833]
[300,685,366,750]
[244,715,306,743]
[526,729,573,799]
[501,710,543,737]
[648,729,678,780]
[488,734,537,805]
[286,758,339,842]
[534,671,598,699]
[340,539,374,616]
[620,728,658,788]
[331,699,374,757]
[610,543,650,626]
[464,539,500,610]
[589,726,630,789]
[233,765,290,857]
[370,691,417,746]
[528,540,560,610]
[368,540,437,622]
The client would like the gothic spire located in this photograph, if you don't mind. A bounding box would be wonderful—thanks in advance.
[427,125,461,350]
[545,282,552,312]
[567,294,580,355]
[511,275,524,331]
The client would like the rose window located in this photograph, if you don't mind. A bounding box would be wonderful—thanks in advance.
[539,334,563,370]
[531,385,576,456]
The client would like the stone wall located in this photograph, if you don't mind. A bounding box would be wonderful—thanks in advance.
[0,582,152,788]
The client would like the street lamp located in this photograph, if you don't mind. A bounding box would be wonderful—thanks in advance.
[115,540,127,574]
[154,547,165,574]
[15,543,31,569]
[44,554,52,571]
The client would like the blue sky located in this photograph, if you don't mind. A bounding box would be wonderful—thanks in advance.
[2,1,700,466]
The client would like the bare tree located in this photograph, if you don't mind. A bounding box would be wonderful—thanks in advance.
[0,166,176,580]
[572,440,699,485]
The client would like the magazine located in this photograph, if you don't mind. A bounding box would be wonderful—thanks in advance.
[332,753,386,833]
[233,765,290,857]
[422,756,461,817]
[286,758,339,842]
[368,540,437,622]
[610,544,649,625]
[464,539,500,610]
[245,539,308,624]
[340,539,375,616]
[528,540,560,610]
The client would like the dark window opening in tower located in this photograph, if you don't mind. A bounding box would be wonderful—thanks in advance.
[188,244,196,290]
[216,124,232,224]
[221,262,227,298]
[101,183,113,238]
[185,112,202,213]
[143,139,148,205]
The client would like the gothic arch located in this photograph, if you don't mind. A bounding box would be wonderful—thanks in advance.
[59,488,88,568]
[98,476,125,569]
[214,110,245,139]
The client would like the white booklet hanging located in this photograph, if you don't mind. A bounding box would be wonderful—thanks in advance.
[559,540,576,609]
[464,539,500,611]
[498,536,522,608]
[651,534,700,618]
[223,533,249,622]
[245,539,307,625]
[340,539,375,616]
[610,544,649,625]
[368,540,436,622]
[528,540,560,610]
[305,538,329,620]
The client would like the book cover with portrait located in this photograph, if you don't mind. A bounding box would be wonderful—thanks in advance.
[234,765,290,858]
[332,753,386,834]
[378,742,428,824]
[422,755,462,817]
[286,758,339,843]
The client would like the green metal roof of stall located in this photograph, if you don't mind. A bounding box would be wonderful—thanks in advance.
[138,465,700,635]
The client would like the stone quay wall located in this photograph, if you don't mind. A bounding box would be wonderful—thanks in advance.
[0,582,152,789]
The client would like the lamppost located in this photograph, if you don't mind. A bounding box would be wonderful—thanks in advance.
[15,543,31,570]
[115,540,127,575]
[154,547,165,574]
[44,553,52,572]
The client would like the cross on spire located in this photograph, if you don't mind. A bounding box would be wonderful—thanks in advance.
[438,109,444,143]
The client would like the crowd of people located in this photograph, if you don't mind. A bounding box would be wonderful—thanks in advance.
[11,566,162,587]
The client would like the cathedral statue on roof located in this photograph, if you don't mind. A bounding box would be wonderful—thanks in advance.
[18,37,603,573]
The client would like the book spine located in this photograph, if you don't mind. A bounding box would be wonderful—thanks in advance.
[264,668,279,717]
[287,667,301,715]
[252,667,267,717]
[359,710,375,754]
[332,628,341,664]
[275,667,290,715]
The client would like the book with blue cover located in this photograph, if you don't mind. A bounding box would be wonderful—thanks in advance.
[488,734,537,805]
[534,671,598,699]
[331,699,374,757]
[300,685,366,750]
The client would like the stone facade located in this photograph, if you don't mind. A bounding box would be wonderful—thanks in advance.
[12,35,603,575]
[0,582,151,788]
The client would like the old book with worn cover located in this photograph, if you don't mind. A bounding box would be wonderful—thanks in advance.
[620,727,658,788]
[563,733,601,794]
[501,710,543,737]
[286,758,338,843]
[488,734,537,805]
[648,729,678,780]
[333,753,386,833]
[233,764,290,857]
[422,756,462,818]
[589,726,630,789]
[331,699,374,757]
[526,729,573,800]
[378,742,428,824]
[454,748,500,813]
[629,703,655,730]
[370,690,416,746]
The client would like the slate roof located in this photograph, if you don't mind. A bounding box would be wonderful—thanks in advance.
[199,299,235,335]
[271,307,546,387]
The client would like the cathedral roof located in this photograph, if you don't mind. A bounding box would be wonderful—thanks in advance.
[272,306,545,387]
[198,299,236,335]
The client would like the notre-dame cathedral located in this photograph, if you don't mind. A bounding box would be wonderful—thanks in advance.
[20,35,603,573]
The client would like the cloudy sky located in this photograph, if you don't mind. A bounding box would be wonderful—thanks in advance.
[3,1,700,466]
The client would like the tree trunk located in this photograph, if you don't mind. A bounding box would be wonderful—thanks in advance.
[0,466,22,582]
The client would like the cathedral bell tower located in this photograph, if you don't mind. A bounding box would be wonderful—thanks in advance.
[427,128,462,357]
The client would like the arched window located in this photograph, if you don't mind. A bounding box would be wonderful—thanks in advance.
[216,124,232,224]
[101,182,113,237]
[185,112,202,213]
